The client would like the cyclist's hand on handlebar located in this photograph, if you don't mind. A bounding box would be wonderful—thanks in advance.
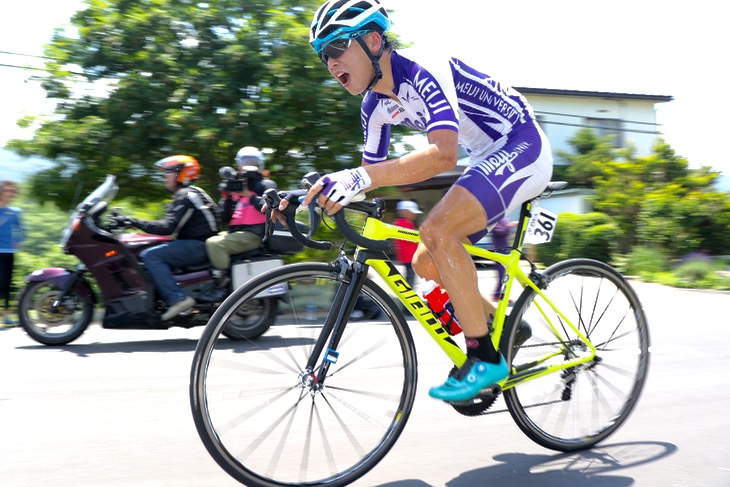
[264,189,307,227]
[303,167,371,214]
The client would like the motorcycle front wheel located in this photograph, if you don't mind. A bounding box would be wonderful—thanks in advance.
[18,280,94,345]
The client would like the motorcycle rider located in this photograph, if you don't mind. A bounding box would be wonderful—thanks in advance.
[117,155,221,320]
[202,146,277,302]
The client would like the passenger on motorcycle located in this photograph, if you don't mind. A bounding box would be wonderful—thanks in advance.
[202,147,278,301]
[116,155,221,320]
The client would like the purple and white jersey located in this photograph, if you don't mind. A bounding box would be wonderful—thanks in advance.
[361,49,536,164]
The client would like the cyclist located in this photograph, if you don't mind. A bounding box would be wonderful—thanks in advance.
[303,0,553,402]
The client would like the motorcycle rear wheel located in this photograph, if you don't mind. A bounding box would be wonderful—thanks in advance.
[18,280,94,345]
[221,296,277,340]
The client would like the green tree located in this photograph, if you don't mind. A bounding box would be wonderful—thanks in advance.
[6,0,377,209]
[591,139,729,257]
[556,128,624,188]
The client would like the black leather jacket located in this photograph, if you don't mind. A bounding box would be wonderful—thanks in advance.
[133,185,221,241]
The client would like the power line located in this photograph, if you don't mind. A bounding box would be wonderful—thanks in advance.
[0,50,55,60]
[0,63,48,72]
[0,62,85,76]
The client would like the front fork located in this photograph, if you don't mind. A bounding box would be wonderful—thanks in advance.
[51,264,87,312]
[301,255,370,390]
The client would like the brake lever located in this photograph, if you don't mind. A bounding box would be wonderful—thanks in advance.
[262,188,281,243]
[263,187,333,251]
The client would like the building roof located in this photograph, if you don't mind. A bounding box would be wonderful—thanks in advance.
[515,87,673,103]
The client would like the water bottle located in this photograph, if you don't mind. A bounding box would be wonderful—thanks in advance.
[305,304,317,322]
[421,281,462,335]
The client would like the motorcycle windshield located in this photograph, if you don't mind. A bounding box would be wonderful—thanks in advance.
[60,175,118,246]
[77,175,118,212]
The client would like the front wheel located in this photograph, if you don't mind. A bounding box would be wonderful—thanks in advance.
[18,280,94,345]
[503,259,650,452]
[190,262,417,487]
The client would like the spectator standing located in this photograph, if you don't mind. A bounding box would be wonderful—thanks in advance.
[393,200,421,290]
[0,181,25,326]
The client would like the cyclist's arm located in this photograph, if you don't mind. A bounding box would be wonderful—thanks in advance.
[362,128,459,188]
[304,129,458,211]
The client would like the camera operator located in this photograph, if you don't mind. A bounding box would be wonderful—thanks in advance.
[202,146,278,301]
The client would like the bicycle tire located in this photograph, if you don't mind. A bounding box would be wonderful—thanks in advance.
[190,262,418,487]
[503,258,650,452]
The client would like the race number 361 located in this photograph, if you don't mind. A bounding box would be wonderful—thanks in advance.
[524,206,558,245]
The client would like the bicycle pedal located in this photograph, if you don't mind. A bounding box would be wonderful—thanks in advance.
[446,385,501,406]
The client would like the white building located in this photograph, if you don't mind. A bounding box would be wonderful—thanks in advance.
[520,87,673,162]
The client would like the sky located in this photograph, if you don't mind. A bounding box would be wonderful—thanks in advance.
[1,0,727,175]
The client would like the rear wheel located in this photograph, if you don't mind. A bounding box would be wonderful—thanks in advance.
[18,280,94,345]
[503,259,650,451]
[221,296,277,340]
[190,262,418,487]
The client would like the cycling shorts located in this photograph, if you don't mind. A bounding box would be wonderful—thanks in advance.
[455,122,553,244]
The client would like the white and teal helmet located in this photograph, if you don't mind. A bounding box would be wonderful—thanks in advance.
[310,0,390,55]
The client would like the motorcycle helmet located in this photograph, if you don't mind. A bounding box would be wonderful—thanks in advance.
[235,146,265,172]
[309,0,390,55]
[154,155,200,185]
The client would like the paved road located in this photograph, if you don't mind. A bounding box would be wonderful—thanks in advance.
[1,277,729,486]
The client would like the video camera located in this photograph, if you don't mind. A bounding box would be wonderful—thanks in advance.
[218,165,263,193]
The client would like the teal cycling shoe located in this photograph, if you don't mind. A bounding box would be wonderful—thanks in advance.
[428,355,508,402]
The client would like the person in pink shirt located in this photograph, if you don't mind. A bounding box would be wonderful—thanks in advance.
[204,147,278,295]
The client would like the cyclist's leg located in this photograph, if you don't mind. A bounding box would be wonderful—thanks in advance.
[417,188,490,337]
[412,246,497,320]
[425,125,552,402]
[419,185,509,401]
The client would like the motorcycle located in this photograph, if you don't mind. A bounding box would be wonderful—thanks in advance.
[18,175,303,346]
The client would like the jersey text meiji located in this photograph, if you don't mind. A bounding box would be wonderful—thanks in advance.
[413,69,451,115]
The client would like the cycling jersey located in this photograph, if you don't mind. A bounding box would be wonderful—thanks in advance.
[361,49,552,236]
[362,49,536,163]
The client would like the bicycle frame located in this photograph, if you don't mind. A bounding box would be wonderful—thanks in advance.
[347,199,597,392]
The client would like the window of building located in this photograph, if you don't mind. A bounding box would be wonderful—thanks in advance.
[586,117,624,147]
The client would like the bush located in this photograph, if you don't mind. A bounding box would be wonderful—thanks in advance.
[536,212,623,266]
[622,246,669,278]
[671,258,730,290]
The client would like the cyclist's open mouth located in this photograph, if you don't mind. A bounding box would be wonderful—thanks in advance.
[336,72,351,87]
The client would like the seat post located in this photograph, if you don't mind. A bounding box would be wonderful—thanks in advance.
[511,181,568,251]
[512,199,535,251]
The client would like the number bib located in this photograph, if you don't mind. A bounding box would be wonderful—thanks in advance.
[524,206,558,245]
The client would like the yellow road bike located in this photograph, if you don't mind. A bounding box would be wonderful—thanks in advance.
[190,180,650,487]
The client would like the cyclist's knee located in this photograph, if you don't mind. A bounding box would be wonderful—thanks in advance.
[419,218,460,254]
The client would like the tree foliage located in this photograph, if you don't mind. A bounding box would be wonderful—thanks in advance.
[555,128,627,188]
[579,137,730,257]
[535,212,623,266]
[6,0,374,209]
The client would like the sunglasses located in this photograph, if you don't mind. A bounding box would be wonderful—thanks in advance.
[318,37,355,65]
